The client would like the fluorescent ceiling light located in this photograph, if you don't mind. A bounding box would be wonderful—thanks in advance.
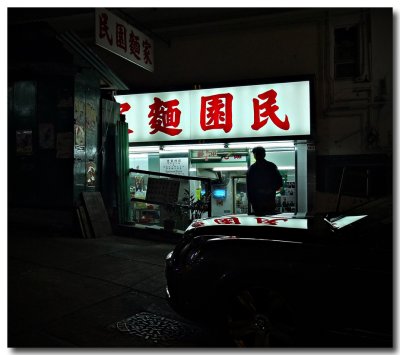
[193,143,225,150]
[278,166,295,170]
[228,141,295,150]
[130,154,148,158]
[129,141,295,153]
[189,168,197,172]
[129,146,159,153]
[213,166,248,171]
[160,149,189,154]
[265,141,295,149]
[163,145,189,151]
[213,166,295,171]
[228,141,265,148]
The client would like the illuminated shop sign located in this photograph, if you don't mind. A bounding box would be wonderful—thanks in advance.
[95,8,154,72]
[115,80,311,143]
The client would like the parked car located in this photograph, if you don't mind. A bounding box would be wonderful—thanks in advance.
[165,210,392,347]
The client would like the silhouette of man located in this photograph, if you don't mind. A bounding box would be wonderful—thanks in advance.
[246,146,283,216]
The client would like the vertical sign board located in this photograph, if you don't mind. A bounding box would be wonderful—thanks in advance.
[95,8,154,72]
[115,80,311,143]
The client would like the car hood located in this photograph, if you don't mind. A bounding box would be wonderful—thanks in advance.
[183,213,368,244]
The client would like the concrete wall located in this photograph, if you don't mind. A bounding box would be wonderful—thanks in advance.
[154,22,319,87]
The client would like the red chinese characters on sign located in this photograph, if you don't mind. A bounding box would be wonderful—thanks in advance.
[255,217,288,225]
[148,98,182,136]
[200,93,233,133]
[119,103,134,134]
[98,13,113,45]
[143,40,152,65]
[120,86,298,139]
[120,102,131,114]
[129,31,141,60]
[252,89,290,131]
[214,217,241,225]
[116,23,127,51]
[96,10,154,72]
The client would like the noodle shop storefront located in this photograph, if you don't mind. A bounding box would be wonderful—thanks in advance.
[114,77,315,232]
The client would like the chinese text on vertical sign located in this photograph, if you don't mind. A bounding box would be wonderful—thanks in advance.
[95,8,154,72]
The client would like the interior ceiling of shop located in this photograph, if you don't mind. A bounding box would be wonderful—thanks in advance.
[8,7,309,90]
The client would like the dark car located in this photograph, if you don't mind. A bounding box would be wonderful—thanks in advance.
[165,209,393,347]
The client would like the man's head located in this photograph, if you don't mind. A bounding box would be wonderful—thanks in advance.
[252,146,266,161]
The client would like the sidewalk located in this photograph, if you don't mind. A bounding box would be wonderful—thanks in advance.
[8,232,220,348]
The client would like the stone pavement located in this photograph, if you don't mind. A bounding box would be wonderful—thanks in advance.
[8,233,224,348]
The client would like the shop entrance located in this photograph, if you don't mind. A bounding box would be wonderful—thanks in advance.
[190,142,296,216]
[128,140,307,230]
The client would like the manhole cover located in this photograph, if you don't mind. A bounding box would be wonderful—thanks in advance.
[113,312,200,345]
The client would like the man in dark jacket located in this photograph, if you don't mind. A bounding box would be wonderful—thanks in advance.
[246,146,283,216]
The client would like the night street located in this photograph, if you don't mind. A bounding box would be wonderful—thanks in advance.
[7,6,395,351]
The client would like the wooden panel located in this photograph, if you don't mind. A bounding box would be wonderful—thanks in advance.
[81,192,112,238]
[76,205,93,238]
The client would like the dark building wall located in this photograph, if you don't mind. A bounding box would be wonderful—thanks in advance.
[73,71,101,202]
[8,23,103,234]
[8,81,39,207]
[8,78,75,209]
[153,22,319,89]
[316,155,392,198]
[8,75,102,205]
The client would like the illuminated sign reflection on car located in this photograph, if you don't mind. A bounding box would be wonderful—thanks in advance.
[188,215,308,230]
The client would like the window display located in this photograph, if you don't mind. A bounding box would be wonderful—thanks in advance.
[128,141,301,230]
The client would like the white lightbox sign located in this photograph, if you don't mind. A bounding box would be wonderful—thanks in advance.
[160,157,189,176]
[115,80,311,143]
[95,8,154,72]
